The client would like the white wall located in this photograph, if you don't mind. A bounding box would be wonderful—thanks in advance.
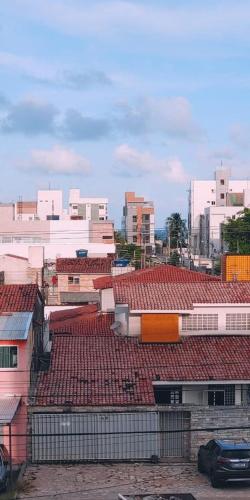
[0,242,115,259]
[181,304,250,336]
[0,255,29,284]
[128,315,141,337]
[37,190,63,220]
[100,288,115,312]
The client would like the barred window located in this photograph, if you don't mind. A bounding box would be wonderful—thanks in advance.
[226,314,250,331]
[181,314,218,331]
[0,346,18,368]
[208,385,235,406]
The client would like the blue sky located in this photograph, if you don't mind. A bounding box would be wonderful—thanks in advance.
[0,0,250,227]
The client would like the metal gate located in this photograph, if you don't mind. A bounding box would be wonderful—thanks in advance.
[31,412,159,462]
[160,411,190,458]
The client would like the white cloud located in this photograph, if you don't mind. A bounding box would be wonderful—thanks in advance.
[20,145,92,175]
[116,97,202,141]
[230,123,250,148]
[8,1,250,40]
[114,144,188,183]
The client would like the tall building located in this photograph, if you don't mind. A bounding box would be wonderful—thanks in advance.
[122,192,155,248]
[0,189,114,259]
[189,168,250,258]
[69,189,108,221]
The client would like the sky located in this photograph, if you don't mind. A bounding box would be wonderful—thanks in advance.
[0,0,250,228]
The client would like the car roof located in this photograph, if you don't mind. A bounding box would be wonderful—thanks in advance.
[215,439,250,450]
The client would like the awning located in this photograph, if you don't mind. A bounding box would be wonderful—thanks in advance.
[60,292,100,304]
[0,397,21,424]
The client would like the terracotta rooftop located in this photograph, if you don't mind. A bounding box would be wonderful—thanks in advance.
[94,264,220,290]
[0,284,40,312]
[50,307,113,336]
[114,281,250,310]
[36,332,250,407]
[56,257,112,274]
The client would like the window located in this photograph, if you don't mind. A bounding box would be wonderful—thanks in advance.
[72,205,78,210]
[182,314,218,331]
[0,347,17,368]
[132,225,137,232]
[102,235,112,239]
[68,276,80,285]
[220,179,225,185]
[208,385,235,406]
[133,236,137,243]
[211,201,215,205]
[226,314,250,330]
[99,217,105,221]
[220,193,225,199]
[154,385,182,405]
[142,214,150,222]
[99,205,105,209]
[132,215,137,222]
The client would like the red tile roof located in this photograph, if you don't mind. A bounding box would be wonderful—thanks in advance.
[36,332,250,407]
[0,284,40,312]
[114,281,250,310]
[50,305,98,329]
[56,257,112,274]
[94,264,220,290]
[51,309,114,336]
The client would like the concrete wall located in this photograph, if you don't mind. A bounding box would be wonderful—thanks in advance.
[37,190,63,220]
[101,288,115,312]
[190,406,250,460]
[57,273,110,302]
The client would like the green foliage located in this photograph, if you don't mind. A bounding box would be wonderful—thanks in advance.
[223,209,250,254]
[116,243,142,268]
[168,250,180,266]
[166,213,187,250]
[114,231,126,245]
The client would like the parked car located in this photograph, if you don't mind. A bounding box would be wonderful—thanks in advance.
[0,445,9,491]
[198,439,250,487]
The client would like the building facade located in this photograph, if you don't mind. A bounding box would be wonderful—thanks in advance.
[122,192,155,249]
[69,189,108,221]
[189,168,250,258]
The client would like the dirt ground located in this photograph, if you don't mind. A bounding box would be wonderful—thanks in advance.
[16,462,250,500]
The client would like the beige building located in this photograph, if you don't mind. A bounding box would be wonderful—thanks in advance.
[56,257,112,305]
[0,247,44,287]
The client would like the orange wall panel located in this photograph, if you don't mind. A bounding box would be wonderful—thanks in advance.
[222,255,250,281]
[141,313,180,343]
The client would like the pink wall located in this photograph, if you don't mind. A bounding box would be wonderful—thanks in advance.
[0,337,32,464]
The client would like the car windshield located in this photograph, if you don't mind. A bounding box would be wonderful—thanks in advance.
[221,450,250,459]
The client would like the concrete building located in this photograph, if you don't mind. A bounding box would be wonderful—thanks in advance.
[0,284,44,465]
[55,257,112,305]
[0,247,44,287]
[30,285,250,463]
[122,192,155,249]
[69,189,108,221]
[189,168,250,258]
[0,190,115,259]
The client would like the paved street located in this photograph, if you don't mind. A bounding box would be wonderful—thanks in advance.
[17,463,250,500]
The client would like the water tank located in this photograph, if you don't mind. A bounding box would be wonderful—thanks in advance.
[76,249,88,258]
[113,258,130,267]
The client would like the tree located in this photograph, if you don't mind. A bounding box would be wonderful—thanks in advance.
[114,231,126,245]
[166,213,187,251]
[222,209,250,254]
[168,250,180,266]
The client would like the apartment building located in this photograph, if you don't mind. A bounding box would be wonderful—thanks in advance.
[122,192,155,249]
[189,168,250,258]
[69,189,108,221]
[0,190,115,259]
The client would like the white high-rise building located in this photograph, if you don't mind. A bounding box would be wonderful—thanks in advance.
[189,168,250,258]
[69,189,108,221]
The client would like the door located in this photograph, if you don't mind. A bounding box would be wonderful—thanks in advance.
[160,411,190,458]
